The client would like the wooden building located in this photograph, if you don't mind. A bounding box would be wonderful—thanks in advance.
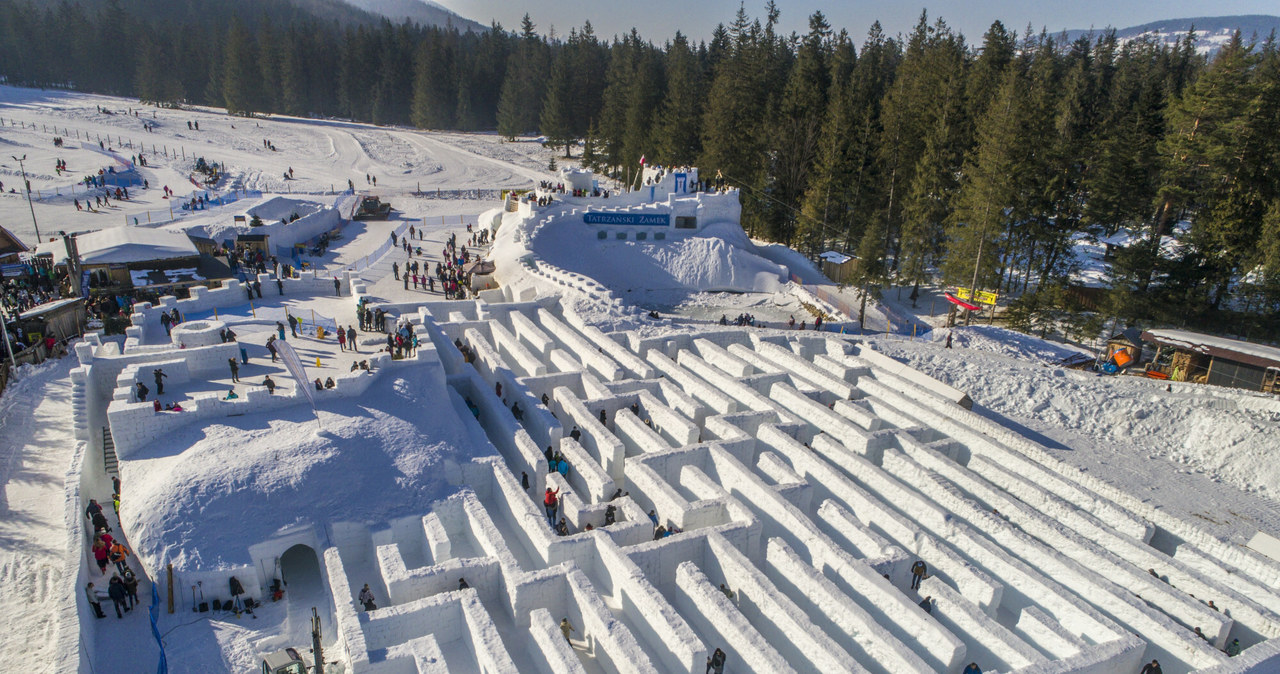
[819,251,857,284]
[1141,329,1280,393]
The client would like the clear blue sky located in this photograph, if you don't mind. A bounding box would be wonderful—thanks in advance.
[432,0,1278,44]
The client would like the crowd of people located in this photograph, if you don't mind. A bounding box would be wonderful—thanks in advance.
[392,228,481,300]
[83,478,141,621]
[1,260,69,315]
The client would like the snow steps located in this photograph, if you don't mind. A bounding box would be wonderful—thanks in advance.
[70,370,88,442]
[102,426,119,477]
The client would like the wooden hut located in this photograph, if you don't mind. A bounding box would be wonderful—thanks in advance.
[1104,328,1144,369]
[819,251,857,284]
[1141,329,1280,393]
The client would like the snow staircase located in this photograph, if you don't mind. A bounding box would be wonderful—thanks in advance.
[102,426,119,476]
[68,367,90,442]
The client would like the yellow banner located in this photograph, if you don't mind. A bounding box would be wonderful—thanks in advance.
[956,287,999,305]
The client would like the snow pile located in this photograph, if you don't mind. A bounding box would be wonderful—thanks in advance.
[537,228,786,294]
[872,335,1280,500]
[247,195,324,222]
[488,175,792,317]
[119,362,493,572]
[932,325,1090,364]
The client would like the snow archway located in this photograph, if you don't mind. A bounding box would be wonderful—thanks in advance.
[281,543,324,603]
[279,543,334,647]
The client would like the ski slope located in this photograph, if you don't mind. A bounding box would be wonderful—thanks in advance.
[0,85,550,243]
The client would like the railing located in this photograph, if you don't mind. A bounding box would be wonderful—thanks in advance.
[126,189,264,227]
[149,584,168,674]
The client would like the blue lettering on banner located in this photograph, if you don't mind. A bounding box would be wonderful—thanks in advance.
[583,212,670,226]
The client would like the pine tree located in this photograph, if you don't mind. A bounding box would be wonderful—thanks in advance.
[597,32,640,174]
[652,32,703,166]
[801,22,896,263]
[496,15,547,138]
[540,50,575,156]
[771,11,833,245]
[257,17,281,112]
[567,23,607,138]
[620,41,665,172]
[1156,33,1257,305]
[701,7,768,196]
[945,67,1023,296]
[876,13,963,271]
[897,32,966,289]
[412,34,459,129]
[222,17,258,116]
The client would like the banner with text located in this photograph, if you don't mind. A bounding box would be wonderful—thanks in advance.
[583,212,670,226]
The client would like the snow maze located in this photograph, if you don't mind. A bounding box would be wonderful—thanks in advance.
[307,298,1280,674]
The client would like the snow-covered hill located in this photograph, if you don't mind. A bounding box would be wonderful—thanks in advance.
[342,0,485,31]
[1060,15,1280,54]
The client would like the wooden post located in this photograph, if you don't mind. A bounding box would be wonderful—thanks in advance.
[167,563,175,613]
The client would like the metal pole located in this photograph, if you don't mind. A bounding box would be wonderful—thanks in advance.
[0,304,16,366]
[312,607,325,674]
[13,155,42,242]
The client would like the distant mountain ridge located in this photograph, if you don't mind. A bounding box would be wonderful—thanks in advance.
[1060,15,1280,53]
[341,0,484,32]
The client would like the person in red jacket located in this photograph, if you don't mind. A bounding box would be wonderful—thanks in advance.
[92,538,110,575]
[543,487,560,526]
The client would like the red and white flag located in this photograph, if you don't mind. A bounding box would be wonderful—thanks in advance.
[638,154,646,166]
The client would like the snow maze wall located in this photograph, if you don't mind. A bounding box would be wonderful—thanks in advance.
[292,298,1280,674]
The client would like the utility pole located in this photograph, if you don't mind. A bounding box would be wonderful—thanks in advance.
[12,155,42,243]
[64,234,84,297]
[966,202,992,327]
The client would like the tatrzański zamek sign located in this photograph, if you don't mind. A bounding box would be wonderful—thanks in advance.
[583,212,670,226]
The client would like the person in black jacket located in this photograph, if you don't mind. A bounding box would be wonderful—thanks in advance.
[122,569,140,609]
[107,575,129,618]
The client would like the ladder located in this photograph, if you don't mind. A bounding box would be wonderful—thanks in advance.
[102,426,119,476]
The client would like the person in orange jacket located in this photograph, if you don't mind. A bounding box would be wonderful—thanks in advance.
[109,540,132,574]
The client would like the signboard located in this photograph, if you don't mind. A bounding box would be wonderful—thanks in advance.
[956,287,999,305]
[583,212,670,227]
[673,172,688,193]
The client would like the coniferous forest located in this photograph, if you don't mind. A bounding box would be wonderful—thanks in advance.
[2,0,1280,336]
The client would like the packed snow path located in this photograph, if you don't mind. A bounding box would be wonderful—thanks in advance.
[0,359,77,672]
[306,299,1280,673]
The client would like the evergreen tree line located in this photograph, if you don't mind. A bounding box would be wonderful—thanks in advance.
[2,0,1279,334]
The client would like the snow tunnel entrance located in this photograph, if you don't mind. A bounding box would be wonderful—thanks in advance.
[281,543,324,604]
[279,543,333,646]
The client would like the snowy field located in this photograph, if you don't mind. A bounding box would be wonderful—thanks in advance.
[0,86,552,243]
[1,87,1279,673]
